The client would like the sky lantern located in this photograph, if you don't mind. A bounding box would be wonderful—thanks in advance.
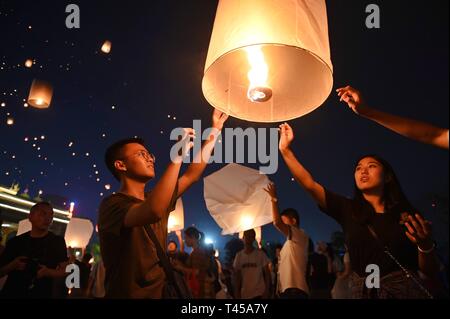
[168,198,184,233]
[202,0,333,123]
[27,79,53,109]
[101,40,112,54]
[17,219,32,236]
[64,217,94,249]
[204,163,273,235]
[24,59,33,68]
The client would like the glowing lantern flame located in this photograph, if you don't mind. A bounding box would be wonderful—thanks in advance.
[245,46,272,103]
[240,215,253,230]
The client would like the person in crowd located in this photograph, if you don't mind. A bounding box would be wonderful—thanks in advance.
[70,252,93,298]
[233,229,271,299]
[264,183,310,299]
[331,249,352,299]
[167,230,189,265]
[87,258,106,299]
[0,202,68,298]
[173,226,217,299]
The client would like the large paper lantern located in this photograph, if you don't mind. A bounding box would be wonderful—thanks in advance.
[17,219,32,236]
[204,163,272,235]
[64,218,94,249]
[202,0,333,123]
[168,198,184,233]
[27,79,53,109]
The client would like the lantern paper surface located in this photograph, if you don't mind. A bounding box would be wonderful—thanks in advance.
[17,219,32,236]
[64,217,94,248]
[27,79,53,109]
[168,198,184,233]
[204,163,272,235]
[202,0,333,123]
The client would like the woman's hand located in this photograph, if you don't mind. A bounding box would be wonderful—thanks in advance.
[404,213,434,251]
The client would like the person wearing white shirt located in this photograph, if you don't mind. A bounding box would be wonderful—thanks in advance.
[233,229,271,299]
[264,183,310,299]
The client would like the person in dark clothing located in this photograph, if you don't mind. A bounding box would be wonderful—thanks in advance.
[69,252,93,298]
[167,230,189,265]
[0,202,68,299]
[278,122,440,299]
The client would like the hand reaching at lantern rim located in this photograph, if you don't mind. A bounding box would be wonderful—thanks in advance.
[336,86,370,116]
[212,109,229,131]
[403,213,434,251]
[278,123,295,152]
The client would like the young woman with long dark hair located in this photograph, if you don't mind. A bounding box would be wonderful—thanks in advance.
[277,123,440,298]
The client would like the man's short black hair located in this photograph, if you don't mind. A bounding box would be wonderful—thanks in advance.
[243,229,256,238]
[30,201,53,214]
[105,137,146,181]
[280,208,300,226]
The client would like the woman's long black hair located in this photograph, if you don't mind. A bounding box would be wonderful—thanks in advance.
[352,154,418,224]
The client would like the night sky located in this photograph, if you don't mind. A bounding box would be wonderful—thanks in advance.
[0,0,448,253]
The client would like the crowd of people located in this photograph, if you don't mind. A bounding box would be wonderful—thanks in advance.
[0,86,448,299]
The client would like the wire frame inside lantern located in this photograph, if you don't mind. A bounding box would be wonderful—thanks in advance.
[27,79,53,109]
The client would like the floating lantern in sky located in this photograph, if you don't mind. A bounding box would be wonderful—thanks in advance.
[168,198,184,233]
[69,202,75,214]
[25,59,33,68]
[202,0,333,122]
[27,79,53,109]
[101,40,112,54]
[17,219,32,236]
[204,164,272,235]
[6,117,14,125]
[64,218,94,249]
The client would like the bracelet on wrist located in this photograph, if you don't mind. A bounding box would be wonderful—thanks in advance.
[418,243,435,254]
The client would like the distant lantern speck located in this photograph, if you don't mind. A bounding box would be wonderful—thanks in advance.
[25,59,33,68]
[101,41,112,54]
